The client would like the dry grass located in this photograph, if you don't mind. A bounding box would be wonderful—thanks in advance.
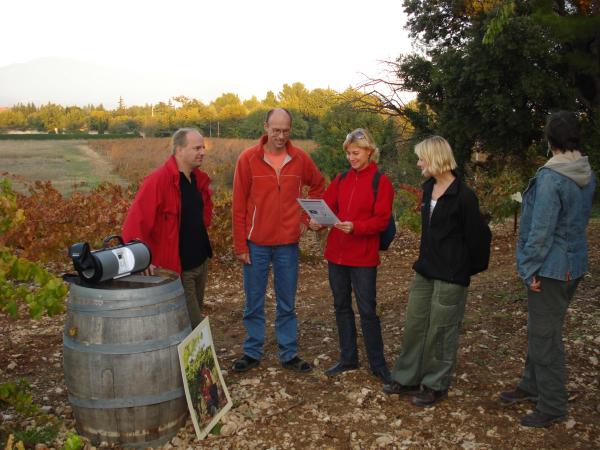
[89,137,318,187]
[0,140,127,195]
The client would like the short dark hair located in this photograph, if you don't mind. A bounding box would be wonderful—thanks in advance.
[545,111,580,151]
[265,108,293,125]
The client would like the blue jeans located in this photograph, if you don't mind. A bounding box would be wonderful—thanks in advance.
[327,262,387,372]
[242,242,299,362]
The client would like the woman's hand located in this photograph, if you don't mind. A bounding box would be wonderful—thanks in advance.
[334,221,354,234]
[308,218,325,231]
[529,275,541,292]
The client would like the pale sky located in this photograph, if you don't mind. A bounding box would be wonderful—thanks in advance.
[1,0,412,106]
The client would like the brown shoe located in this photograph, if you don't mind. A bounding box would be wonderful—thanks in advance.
[500,387,538,404]
[412,387,448,407]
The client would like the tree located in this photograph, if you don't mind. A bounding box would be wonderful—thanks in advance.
[278,82,310,112]
[262,91,279,108]
[37,103,66,133]
[64,106,87,132]
[311,102,386,179]
[364,0,599,169]
[89,110,110,134]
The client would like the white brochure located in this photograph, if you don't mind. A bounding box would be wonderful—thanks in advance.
[297,198,340,226]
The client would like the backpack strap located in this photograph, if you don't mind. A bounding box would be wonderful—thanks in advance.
[372,170,382,201]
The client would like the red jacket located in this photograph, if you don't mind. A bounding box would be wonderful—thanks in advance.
[232,136,325,255]
[323,162,394,267]
[122,156,213,274]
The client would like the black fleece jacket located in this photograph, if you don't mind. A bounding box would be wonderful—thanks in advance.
[413,175,491,287]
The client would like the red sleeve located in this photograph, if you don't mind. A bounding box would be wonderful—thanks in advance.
[352,174,394,236]
[122,174,161,245]
[232,152,252,255]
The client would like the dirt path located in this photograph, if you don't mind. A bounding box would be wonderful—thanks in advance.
[1,221,599,449]
[73,143,129,188]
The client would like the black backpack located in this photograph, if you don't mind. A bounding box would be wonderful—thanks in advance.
[338,170,396,250]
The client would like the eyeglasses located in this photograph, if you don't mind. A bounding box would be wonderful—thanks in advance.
[270,128,290,136]
[347,130,366,141]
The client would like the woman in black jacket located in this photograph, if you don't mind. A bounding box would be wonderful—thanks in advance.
[383,136,490,407]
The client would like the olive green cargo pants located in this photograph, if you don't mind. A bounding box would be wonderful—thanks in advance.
[391,273,468,391]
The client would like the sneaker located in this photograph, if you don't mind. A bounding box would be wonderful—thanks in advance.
[383,382,421,396]
[324,361,359,377]
[412,387,448,407]
[520,411,566,428]
[232,354,260,373]
[500,387,538,404]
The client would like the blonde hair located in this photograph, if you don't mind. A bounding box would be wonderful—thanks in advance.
[414,136,457,176]
[343,128,379,163]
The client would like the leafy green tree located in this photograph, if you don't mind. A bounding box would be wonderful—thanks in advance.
[37,103,66,133]
[371,0,599,169]
[243,96,261,111]
[89,110,110,134]
[64,106,87,132]
[0,110,27,130]
[279,82,310,112]
[262,91,279,108]
[239,108,269,138]
[312,103,386,179]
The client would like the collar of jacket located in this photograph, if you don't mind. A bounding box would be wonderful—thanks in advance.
[165,155,210,189]
[347,161,378,178]
[257,134,301,159]
[422,170,461,197]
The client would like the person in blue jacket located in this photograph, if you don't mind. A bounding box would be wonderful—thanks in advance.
[501,111,596,428]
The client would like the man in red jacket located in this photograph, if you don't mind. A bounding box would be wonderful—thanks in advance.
[122,128,213,328]
[231,109,325,373]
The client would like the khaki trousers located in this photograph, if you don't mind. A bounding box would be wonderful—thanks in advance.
[180,259,209,328]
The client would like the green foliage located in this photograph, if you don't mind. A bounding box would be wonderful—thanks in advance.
[395,184,422,234]
[14,423,59,448]
[182,332,216,382]
[0,380,38,415]
[311,103,386,179]
[0,179,68,319]
[62,432,84,450]
[464,155,537,222]
[391,0,599,171]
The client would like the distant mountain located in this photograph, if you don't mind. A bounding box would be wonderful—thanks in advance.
[0,57,220,108]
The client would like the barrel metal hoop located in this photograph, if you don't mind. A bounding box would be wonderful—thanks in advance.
[67,291,182,312]
[69,278,182,300]
[67,296,186,317]
[63,327,191,354]
[67,387,184,409]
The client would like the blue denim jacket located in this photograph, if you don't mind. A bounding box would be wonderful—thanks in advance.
[517,159,596,286]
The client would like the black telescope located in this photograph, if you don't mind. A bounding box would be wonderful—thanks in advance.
[68,235,151,283]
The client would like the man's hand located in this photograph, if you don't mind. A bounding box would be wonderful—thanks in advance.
[142,264,156,276]
[236,253,251,264]
[334,221,354,234]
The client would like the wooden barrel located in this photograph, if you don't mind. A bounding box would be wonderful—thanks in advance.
[63,270,191,448]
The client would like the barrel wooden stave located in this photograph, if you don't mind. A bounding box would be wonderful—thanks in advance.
[63,272,190,447]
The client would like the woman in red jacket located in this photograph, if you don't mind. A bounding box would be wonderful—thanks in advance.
[310,128,394,384]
